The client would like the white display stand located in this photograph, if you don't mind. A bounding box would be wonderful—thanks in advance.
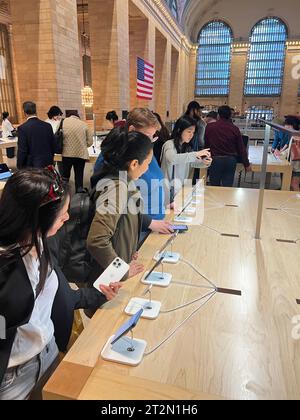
[174,215,193,224]
[193,191,203,198]
[154,251,180,264]
[184,206,196,215]
[141,271,172,287]
[101,335,147,366]
[125,298,161,319]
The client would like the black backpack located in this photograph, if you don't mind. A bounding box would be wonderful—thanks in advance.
[57,188,96,283]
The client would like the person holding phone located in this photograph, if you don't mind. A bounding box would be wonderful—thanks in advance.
[87,129,155,316]
[161,115,212,205]
[0,167,122,400]
[94,108,173,236]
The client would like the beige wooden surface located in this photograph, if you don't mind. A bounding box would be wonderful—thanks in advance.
[199,146,293,191]
[0,182,5,194]
[44,186,300,400]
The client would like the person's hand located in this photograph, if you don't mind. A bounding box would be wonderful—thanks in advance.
[196,149,211,160]
[271,148,275,154]
[245,165,252,173]
[132,252,139,261]
[149,220,174,234]
[99,282,123,301]
[202,157,212,166]
[128,260,144,279]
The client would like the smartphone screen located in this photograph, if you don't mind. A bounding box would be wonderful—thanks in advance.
[0,164,12,180]
[171,225,188,232]
[111,309,144,345]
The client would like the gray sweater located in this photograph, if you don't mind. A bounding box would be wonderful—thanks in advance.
[161,140,210,203]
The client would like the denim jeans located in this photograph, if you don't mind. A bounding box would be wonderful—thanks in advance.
[209,156,238,188]
[0,337,59,400]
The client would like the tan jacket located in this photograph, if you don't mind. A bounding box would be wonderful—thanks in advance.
[62,116,93,160]
[87,176,143,280]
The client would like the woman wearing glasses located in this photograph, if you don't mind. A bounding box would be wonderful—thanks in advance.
[0,167,122,400]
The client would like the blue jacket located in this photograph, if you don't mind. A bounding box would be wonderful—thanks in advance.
[136,157,166,221]
[272,130,290,151]
[93,154,165,221]
[94,152,105,174]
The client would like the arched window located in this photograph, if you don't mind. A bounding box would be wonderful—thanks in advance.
[244,17,288,96]
[168,0,178,20]
[195,20,233,97]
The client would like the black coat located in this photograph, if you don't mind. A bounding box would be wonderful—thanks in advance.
[17,117,55,169]
[0,236,107,385]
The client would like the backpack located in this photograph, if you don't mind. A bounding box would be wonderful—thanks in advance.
[58,188,96,283]
[54,119,64,154]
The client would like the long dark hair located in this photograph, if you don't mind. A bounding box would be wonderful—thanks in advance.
[2,111,9,121]
[0,168,69,289]
[171,115,197,154]
[285,116,300,131]
[91,128,153,188]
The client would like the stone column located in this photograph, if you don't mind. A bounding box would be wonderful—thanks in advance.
[89,0,130,129]
[10,0,82,121]
[280,47,300,117]
[229,44,248,114]
[155,29,168,119]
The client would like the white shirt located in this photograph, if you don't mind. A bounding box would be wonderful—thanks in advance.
[1,119,14,138]
[45,118,60,134]
[8,252,59,368]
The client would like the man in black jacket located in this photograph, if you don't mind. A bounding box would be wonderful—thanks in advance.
[17,102,56,169]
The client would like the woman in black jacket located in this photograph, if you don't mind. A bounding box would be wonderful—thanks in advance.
[0,167,122,400]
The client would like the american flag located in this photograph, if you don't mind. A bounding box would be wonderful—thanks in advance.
[137,57,154,100]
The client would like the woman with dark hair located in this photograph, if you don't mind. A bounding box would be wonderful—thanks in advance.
[45,106,63,134]
[0,167,121,400]
[105,111,126,129]
[106,111,119,126]
[1,112,15,138]
[94,108,173,234]
[161,115,212,204]
[152,112,171,166]
[88,129,154,290]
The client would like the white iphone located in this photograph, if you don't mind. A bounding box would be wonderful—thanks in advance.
[93,257,130,294]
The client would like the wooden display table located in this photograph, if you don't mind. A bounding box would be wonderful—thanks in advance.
[198,146,292,191]
[43,187,300,400]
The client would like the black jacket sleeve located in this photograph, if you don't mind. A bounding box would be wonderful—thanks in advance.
[17,126,29,169]
[142,214,152,231]
[48,234,107,310]
[49,235,107,352]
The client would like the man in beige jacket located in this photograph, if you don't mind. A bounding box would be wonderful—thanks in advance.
[62,110,93,192]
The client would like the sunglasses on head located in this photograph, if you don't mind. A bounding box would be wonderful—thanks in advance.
[40,165,64,208]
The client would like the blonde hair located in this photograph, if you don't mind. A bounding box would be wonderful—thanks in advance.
[126,108,160,130]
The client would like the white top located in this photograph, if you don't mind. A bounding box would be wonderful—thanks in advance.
[8,252,59,368]
[1,119,14,138]
[45,118,60,134]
